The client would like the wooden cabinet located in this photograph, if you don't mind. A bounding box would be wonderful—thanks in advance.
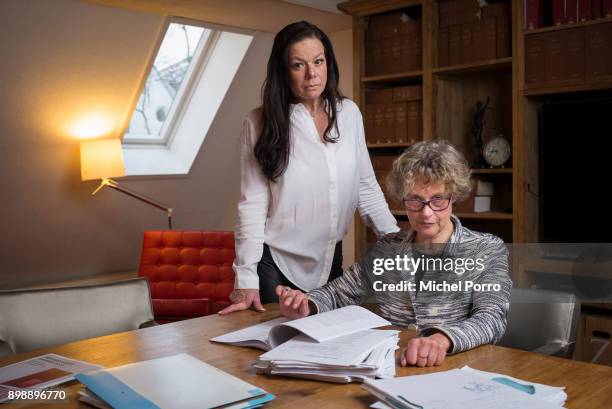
[339,0,517,254]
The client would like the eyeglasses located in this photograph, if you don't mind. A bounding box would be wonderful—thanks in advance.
[402,195,452,212]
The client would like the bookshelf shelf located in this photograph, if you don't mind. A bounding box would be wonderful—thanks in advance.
[471,168,513,174]
[524,16,612,36]
[390,210,513,220]
[361,71,423,83]
[433,57,512,76]
[367,142,413,148]
[523,76,612,96]
[454,212,513,220]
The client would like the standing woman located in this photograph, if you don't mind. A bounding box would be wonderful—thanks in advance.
[219,21,398,314]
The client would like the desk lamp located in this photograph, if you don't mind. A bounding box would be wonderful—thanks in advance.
[80,139,174,229]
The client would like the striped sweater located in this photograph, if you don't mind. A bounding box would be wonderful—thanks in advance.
[308,215,512,354]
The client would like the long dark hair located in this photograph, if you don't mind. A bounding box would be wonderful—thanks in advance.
[255,21,344,182]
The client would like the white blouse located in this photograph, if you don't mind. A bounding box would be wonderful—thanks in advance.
[233,99,399,291]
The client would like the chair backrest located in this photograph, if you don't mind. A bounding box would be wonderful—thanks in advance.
[138,231,235,304]
[0,278,155,356]
[497,287,580,358]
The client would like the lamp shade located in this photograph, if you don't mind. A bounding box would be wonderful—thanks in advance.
[80,139,126,181]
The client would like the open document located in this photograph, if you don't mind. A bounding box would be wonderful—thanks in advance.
[211,305,391,350]
[364,368,565,409]
[0,353,102,403]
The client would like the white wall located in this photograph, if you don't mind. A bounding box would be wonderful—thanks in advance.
[0,0,354,289]
[0,0,273,288]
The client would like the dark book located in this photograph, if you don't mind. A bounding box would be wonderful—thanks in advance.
[370,155,395,171]
[553,0,566,25]
[381,40,393,75]
[593,0,602,18]
[585,23,612,76]
[390,36,402,73]
[471,21,483,62]
[578,0,593,21]
[438,27,450,67]
[482,2,511,18]
[525,34,546,83]
[482,18,497,60]
[366,89,393,104]
[496,15,511,58]
[373,105,385,144]
[565,28,585,79]
[399,20,422,72]
[566,0,578,23]
[544,32,565,81]
[365,41,382,76]
[525,0,544,29]
[406,101,421,144]
[369,12,403,40]
[605,0,612,17]
[392,85,423,102]
[394,103,408,144]
[439,0,479,14]
[449,25,463,65]
[384,103,396,143]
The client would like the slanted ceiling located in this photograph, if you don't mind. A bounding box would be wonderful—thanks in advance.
[83,0,351,33]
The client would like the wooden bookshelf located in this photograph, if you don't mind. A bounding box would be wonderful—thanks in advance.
[524,16,612,36]
[362,70,423,83]
[432,57,512,76]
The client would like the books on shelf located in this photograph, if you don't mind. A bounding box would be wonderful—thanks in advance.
[364,366,566,409]
[365,85,422,146]
[438,0,510,67]
[75,353,275,409]
[0,353,102,403]
[211,306,399,383]
[365,12,422,76]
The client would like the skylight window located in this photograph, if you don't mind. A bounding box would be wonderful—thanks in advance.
[120,18,253,176]
[124,23,211,144]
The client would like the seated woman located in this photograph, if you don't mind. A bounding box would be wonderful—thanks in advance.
[276,140,512,368]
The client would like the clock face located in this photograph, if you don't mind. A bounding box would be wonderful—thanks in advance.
[483,137,511,167]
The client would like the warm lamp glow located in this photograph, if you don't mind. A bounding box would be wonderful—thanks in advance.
[70,113,115,139]
[80,139,125,181]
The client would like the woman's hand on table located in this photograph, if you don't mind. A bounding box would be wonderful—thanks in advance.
[218,289,265,314]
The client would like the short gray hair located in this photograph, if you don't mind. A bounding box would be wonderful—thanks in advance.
[385,140,472,203]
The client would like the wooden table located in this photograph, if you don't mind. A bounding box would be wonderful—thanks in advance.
[2,305,612,408]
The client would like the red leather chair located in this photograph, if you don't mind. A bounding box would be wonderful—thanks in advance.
[138,231,235,323]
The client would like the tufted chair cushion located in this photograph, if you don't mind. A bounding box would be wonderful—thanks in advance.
[138,231,235,322]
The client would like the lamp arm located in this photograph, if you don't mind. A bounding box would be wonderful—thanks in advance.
[92,178,174,229]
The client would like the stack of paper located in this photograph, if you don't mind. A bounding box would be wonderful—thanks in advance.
[75,353,275,409]
[211,306,399,383]
[254,329,399,383]
[364,367,567,409]
[0,353,102,403]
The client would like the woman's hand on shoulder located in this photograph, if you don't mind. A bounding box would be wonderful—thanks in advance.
[218,289,265,315]
[276,285,310,319]
[399,332,452,367]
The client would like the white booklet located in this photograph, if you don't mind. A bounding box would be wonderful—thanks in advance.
[0,353,102,403]
[211,305,391,350]
[75,353,275,409]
